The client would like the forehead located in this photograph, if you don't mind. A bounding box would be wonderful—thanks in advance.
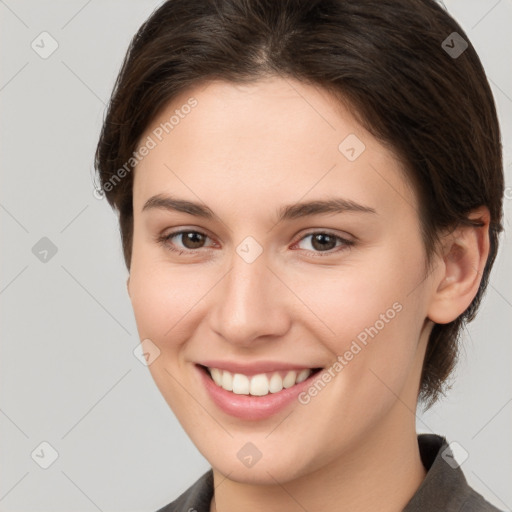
[132,77,416,221]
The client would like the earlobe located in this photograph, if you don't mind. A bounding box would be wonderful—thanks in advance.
[427,207,490,324]
[126,276,131,298]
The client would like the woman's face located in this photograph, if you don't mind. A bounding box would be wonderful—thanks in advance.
[128,77,436,483]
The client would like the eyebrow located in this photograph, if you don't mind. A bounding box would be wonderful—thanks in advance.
[142,194,377,221]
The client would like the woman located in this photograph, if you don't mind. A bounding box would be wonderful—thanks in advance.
[95,0,504,510]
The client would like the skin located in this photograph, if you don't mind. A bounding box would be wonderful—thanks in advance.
[126,77,490,512]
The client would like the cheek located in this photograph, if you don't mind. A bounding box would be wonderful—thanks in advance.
[128,257,212,413]
[128,227,215,336]
[129,263,209,343]
[289,246,423,348]
[289,241,427,399]
[297,274,421,397]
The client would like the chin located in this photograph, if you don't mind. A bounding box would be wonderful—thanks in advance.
[199,436,324,485]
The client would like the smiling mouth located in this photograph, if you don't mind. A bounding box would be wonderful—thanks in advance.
[199,364,323,397]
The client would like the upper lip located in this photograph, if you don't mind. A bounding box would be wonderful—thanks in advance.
[197,360,322,376]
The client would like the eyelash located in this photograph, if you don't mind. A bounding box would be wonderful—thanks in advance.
[156,229,355,258]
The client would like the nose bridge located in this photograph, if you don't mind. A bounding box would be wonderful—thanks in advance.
[210,241,288,345]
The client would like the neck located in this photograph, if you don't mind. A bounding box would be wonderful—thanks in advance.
[210,411,426,512]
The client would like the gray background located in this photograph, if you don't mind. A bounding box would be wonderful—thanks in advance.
[0,1,511,511]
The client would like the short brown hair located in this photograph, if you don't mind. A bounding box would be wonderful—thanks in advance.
[94,0,504,407]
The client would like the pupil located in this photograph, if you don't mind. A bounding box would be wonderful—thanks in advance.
[312,233,335,251]
[184,232,204,249]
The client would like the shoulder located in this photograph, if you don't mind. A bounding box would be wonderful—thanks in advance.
[403,433,504,512]
[460,488,505,512]
[155,469,214,512]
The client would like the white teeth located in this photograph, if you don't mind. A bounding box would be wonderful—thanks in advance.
[269,373,283,393]
[232,373,250,394]
[221,371,233,391]
[210,368,222,386]
[296,369,311,383]
[250,374,269,396]
[283,370,297,388]
[207,367,313,396]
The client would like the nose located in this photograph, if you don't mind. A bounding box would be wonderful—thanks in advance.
[208,245,291,347]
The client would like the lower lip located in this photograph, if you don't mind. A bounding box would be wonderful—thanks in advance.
[196,365,321,421]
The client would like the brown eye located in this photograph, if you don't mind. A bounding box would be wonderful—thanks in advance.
[178,231,207,249]
[158,230,214,254]
[294,231,354,256]
[310,233,338,251]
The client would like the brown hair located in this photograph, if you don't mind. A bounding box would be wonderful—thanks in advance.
[94,0,504,407]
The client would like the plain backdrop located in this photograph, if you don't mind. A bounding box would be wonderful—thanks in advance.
[1,1,511,511]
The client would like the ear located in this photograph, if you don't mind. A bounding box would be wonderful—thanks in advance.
[126,276,131,298]
[427,206,490,324]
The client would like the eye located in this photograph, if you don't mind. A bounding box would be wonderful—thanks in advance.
[293,231,354,256]
[156,229,354,257]
[157,230,214,255]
